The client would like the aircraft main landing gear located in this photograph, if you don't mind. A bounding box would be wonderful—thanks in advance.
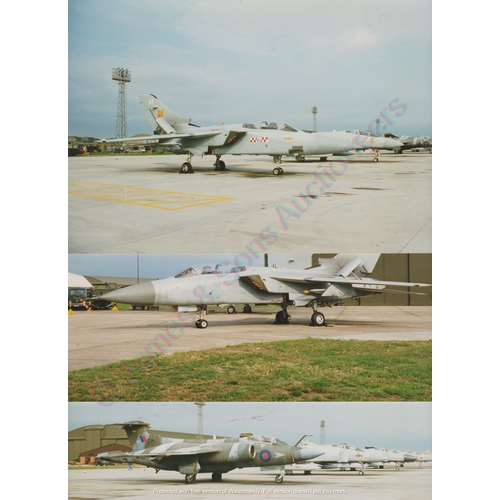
[310,311,326,326]
[214,155,226,171]
[272,155,284,175]
[211,472,223,482]
[275,471,285,484]
[185,474,197,484]
[180,153,194,173]
[275,310,291,324]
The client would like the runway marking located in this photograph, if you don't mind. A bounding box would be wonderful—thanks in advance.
[68,180,233,211]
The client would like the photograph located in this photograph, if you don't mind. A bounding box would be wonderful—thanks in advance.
[68,1,432,498]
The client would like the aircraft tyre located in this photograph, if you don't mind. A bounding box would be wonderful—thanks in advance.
[304,470,312,475]
[359,470,364,475]
[275,474,284,484]
[243,304,252,313]
[227,305,236,314]
[311,312,326,327]
[185,474,197,484]
[372,157,379,162]
[273,167,280,176]
[180,162,193,174]
[275,310,290,324]
[195,319,208,329]
[211,472,223,482]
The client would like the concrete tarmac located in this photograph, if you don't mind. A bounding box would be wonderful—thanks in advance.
[68,152,431,254]
[68,306,431,371]
[68,464,431,500]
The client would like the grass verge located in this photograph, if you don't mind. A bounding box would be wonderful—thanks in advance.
[69,338,431,402]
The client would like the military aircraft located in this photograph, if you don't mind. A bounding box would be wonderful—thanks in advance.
[287,442,417,475]
[100,254,430,329]
[100,94,402,175]
[385,133,432,154]
[95,421,321,484]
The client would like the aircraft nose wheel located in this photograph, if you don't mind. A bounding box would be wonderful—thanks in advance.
[185,474,197,484]
[372,157,379,162]
[273,167,284,175]
[195,319,208,329]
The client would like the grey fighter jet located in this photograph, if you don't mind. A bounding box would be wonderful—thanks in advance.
[291,442,417,474]
[100,254,430,329]
[100,94,402,175]
[96,421,320,484]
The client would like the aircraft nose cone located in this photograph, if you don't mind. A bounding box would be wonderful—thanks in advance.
[294,446,323,462]
[101,281,156,306]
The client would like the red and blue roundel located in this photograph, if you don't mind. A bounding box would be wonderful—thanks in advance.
[259,449,272,463]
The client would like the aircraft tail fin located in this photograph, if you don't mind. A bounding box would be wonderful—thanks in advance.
[115,420,151,451]
[138,94,190,134]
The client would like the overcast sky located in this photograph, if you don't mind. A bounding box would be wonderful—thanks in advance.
[68,401,431,452]
[68,0,431,139]
[68,254,313,280]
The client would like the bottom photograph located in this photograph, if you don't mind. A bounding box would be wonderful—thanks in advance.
[68,402,431,499]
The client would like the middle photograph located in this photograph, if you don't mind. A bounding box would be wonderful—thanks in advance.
[68,253,432,404]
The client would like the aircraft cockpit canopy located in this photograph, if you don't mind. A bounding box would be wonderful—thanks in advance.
[345,129,379,137]
[174,263,247,278]
[242,434,288,446]
[242,122,298,132]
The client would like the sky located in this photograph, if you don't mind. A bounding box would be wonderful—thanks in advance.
[68,0,432,138]
[68,401,431,452]
[68,253,312,280]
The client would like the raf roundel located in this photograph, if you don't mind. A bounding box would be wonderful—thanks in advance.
[259,449,272,463]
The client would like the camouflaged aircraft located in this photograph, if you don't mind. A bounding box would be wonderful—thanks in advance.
[95,421,320,484]
[100,94,402,175]
[100,254,430,329]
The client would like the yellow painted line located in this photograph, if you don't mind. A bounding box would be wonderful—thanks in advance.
[68,180,233,211]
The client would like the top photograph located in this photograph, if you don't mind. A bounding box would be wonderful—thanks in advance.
[68,0,431,255]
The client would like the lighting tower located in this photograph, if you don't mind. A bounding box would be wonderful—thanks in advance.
[112,67,131,138]
[375,118,381,137]
[195,402,206,439]
[320,420,325,445]
[312,106,318,132]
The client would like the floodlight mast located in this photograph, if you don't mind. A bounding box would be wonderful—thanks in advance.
[311,106,318,132]
[112,68,131,139]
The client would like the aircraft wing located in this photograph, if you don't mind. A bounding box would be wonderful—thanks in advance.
[269,275,430,288]
[100,129,247,144]
[135,445,221,458]
[99,131,220,143]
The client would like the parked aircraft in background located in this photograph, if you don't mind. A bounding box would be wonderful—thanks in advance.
[96,421,320,484]
[282,442,421,475]
[100,254,430,329]
[100,94,402,174]
[385,133,432,154]
[298,442,417,474]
